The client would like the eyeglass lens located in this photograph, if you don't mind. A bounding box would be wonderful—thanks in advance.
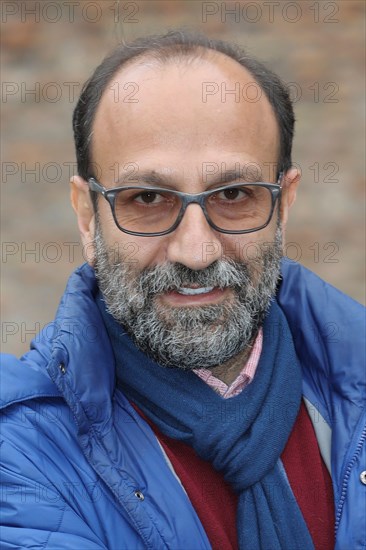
[113,185,273,234]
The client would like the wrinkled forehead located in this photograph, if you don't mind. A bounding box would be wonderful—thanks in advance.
[91,51,280,182]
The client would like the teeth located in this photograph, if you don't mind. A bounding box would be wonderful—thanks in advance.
[176,286,215,295]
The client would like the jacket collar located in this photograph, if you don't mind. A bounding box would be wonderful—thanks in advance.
[42,263,116,435]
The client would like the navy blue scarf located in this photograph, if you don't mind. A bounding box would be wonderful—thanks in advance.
[98,296,314,549]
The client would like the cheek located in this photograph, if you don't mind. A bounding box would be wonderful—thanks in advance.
[98,202,170,272]
[111,237,164,273]
[224,238,265,264]
[134,239,170,271]
[221,227,278,264]
[95,200,116,238]
[122,240,153,272]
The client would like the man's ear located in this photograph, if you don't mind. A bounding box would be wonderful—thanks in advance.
[280,167,301,229]
[70,175,96,265]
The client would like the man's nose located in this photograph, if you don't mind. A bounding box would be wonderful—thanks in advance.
[165,204,223,270]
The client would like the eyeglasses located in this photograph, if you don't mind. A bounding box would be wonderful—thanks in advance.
[88,174,283,237]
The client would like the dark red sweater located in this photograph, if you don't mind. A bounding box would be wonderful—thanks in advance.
[134,401,335,550]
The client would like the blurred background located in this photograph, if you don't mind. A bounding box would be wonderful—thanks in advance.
[1,0,365,356]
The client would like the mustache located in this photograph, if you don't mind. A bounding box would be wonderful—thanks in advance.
[135,259,254,296]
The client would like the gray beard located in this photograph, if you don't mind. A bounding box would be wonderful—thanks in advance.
[93,222,283,370]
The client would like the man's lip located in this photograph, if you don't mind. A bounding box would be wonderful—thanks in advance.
[159,286,230,306]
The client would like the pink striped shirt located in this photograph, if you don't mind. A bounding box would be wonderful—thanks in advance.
[193,328,263,398]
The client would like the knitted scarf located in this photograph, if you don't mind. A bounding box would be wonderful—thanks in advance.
[98,295,314,549]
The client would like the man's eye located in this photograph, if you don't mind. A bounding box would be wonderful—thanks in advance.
[216,188,250,201]
[134,191,163,204]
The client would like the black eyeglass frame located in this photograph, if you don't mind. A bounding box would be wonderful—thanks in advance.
[88,173,283,237]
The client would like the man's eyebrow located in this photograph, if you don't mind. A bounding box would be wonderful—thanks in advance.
[115,171,177,188]
[205,167,263,186]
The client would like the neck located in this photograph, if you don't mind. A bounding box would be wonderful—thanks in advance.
[206,338,255,385]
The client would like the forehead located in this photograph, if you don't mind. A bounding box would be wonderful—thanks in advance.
[91,51,280,184]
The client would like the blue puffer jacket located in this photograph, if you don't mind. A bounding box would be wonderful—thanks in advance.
[1,260,365,550]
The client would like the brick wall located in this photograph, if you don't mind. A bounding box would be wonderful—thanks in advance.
[2,0,365,355]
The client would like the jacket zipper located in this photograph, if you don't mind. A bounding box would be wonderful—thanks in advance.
[335,423,366,533]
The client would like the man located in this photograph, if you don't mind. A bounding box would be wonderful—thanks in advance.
[1,31,364,550]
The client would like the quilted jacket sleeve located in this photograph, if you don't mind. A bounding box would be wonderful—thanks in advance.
[0,399,108,550]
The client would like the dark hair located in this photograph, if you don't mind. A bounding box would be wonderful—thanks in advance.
[73,30,295,207]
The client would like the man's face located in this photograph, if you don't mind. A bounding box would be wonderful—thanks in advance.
[72,53,299,369]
